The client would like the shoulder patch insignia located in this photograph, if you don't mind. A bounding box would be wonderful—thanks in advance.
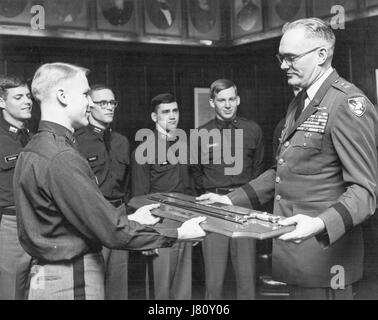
[348,97,366,117]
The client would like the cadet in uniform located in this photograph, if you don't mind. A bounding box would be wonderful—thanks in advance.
[192,79,265,300]
[131,93,194,300]
[75,84,130,300]
[0,75,33,300]
[13,63,206,300]
[199,18,378,299]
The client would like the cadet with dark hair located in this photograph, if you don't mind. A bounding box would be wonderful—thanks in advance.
[131,93,194,300]
[13,63,206,300]
[0,75,33,300]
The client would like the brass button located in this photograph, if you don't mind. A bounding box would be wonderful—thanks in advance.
[278,159,284,165]
[276,177,281,183]
[276,195,282,201]
[284,141,289,147]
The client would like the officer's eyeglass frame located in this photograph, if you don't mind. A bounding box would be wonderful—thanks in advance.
[92,100,119,108]
[276,46,322,66]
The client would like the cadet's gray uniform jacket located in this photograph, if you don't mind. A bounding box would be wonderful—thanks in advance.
[228,70,378,287]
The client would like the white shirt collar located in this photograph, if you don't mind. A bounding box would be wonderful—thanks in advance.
[305,67,334,107]
[156,124,173,140]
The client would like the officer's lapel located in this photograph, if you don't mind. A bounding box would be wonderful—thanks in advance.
[282,70,340,142]
[276,98,297,155]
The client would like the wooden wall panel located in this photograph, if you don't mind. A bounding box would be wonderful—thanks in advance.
[1,16,378,163]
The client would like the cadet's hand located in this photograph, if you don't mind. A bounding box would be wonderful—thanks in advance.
[196,193,233,205]
[278,215,325,244]
[129,204,161,226]
[177,216,207,240]
[142,249,159,256]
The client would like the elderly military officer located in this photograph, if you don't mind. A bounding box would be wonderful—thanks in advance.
[75,84,130,300]
[192,79,264,300]
[13,63,206,300]
[131,93,194,300]
[0,75,33,300]
[198,18,378,299]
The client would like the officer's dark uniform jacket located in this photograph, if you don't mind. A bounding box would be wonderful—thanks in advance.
[192,116,265,193]
[75,124,130,203]
[228,70,378,287]
[13,121,177,262]
[0,114,31,210]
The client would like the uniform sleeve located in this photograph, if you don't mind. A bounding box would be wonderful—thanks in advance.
[251,124,265,179]
[189,139,205,195]
[123,137,131,202]
[318,97,378,246]
[227,168,276,209]
[180,164,195,196]
[47,150,177,251]
[190,164,205,195]
[131,149,151,197]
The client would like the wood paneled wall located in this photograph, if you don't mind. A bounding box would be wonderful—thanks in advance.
[1,16,378,167]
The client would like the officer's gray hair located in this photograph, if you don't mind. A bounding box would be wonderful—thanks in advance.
[32,62,89,103]
[282,18,336,55]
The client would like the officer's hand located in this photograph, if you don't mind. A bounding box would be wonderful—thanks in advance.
[278,215,325,244]
[177,216,207,240]
[196,193,232,205]
[142,249,159,256]
[129,204,161,226]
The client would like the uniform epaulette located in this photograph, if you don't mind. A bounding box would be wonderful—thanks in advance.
[332,78,360,96]
[235,117,260,129]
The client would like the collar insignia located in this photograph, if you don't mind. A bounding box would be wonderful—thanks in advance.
[5,154,19,163]
[9,126,18,133]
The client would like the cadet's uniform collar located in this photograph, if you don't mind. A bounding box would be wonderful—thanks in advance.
[156,125,174,140]
[0,113,28,139]
[88,123,111,139]
[38,121,77,147]
[215,116,238,129]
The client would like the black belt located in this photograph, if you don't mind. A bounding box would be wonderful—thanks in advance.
[108,198,124,208]
[0,207,16,225]
[206,187,237,195]
[0,207,16,216]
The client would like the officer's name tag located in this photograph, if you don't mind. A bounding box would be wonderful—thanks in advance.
[87,156,98,163]
[5,154,19,163]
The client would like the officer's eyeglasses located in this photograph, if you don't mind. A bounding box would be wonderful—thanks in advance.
[276,47,321,66]
[93,100,119,108]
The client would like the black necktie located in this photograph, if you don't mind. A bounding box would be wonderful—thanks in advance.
[18,128,29,147]
[103,128,112,152]
[294,90,308,121]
